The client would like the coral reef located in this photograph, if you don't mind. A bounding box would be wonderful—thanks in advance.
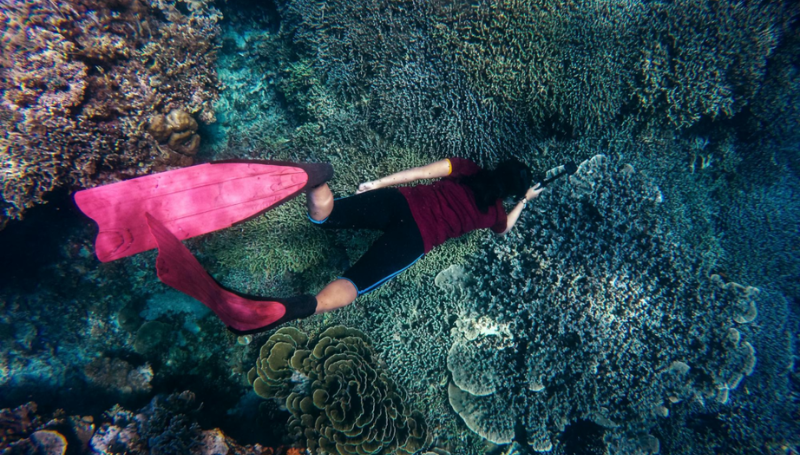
[456,155,766,452]
[431,0,645,134]
[275,0,795,159]
[0,0,222,228]
[636,0,792,129]
[1,0,799,454]
[0,392,283,454]
[278,0,536,161]
[84,356,153,395]
[0,402,94,454]
[248,326,429,455]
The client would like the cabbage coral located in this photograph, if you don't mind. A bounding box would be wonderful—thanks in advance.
[249,326,429,455]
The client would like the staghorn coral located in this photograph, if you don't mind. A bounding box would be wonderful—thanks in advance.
[277,0,536,162]
[453,155,767,452]
[248,326,429,455]
[275,0,796,159]
[0,0,221,228]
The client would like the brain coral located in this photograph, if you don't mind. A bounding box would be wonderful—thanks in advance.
[248,326,429,455]
[454,155,762,452]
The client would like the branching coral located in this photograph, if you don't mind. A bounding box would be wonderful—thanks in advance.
[635,0,790,129]
[248,326,429,455]
[277,0,536,162]
[90,391,269,454]
[431,0,646,134]
[0,0,221,228]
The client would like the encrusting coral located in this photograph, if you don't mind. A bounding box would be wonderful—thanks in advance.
[0,0,221,228]
[248,326,429,455]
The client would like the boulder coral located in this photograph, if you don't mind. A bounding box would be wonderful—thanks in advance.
[248,326,429,455]
[0,0,221,229]
[453,155,764,452]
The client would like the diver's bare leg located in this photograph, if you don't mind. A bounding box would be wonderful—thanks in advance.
[307,183,333,221]
[315,278,357,314]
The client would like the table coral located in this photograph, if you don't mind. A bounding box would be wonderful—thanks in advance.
[248,326,429,455]
[0,0,221,228]
[454,155,766,452]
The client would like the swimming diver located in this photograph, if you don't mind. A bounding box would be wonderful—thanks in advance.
[85,157,547,335]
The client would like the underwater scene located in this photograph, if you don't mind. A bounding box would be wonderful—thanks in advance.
[1,0,798,454]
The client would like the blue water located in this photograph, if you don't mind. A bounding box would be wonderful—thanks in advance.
[0,0,798,454]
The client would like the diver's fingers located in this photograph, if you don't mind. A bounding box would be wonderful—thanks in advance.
[356,182,374,194]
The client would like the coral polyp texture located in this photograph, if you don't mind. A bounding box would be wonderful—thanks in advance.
[431,0,645,133]
[0,0,221,228]
[248,326,429,455]
[456,155,763,452]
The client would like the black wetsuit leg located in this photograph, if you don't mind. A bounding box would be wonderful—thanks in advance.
[308,188,425,294]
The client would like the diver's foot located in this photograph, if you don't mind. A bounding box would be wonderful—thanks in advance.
[224,294,318,335]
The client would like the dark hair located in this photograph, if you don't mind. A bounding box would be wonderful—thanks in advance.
[460,159,532,213]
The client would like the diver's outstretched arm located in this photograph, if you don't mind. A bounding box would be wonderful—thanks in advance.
[356,159,452,194]
[497,184,544,235]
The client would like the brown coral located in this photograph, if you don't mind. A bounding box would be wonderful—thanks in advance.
[0,0,221,228]
[84,357,154,394]
[148,109,201,165]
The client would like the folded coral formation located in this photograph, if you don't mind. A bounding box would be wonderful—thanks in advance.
[248,326,429,455]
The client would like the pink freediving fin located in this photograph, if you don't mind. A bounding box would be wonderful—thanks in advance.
[74,160,333,262]
[144,213,317,334]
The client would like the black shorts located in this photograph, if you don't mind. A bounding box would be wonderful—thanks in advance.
[307,188,425,295]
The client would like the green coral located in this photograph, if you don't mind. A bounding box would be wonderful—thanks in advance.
[209,200,332,279]
[248,326,429,455]
[431,0,644,133]
[635,0,789,129]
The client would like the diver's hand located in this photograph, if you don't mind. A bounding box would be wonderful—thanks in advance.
[525,183,544,201]
[356,181,377,194]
